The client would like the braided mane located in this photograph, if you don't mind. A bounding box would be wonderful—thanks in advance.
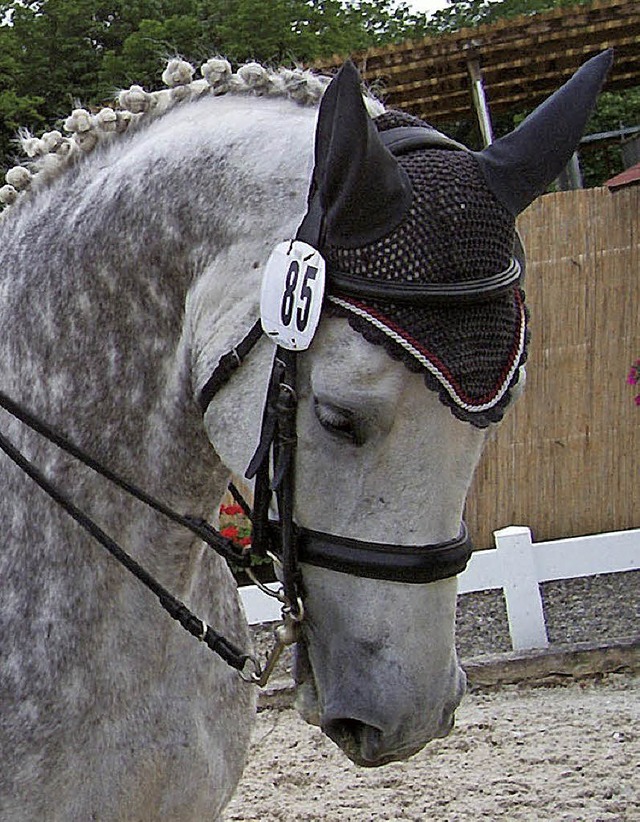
[0,58,381,217]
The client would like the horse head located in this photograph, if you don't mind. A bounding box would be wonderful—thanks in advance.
[203,52,612,766]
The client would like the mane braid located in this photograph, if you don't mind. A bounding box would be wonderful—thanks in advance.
[1,58,382,217]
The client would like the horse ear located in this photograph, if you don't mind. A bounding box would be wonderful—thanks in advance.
[296,60,412,249]
[474,50,613,216]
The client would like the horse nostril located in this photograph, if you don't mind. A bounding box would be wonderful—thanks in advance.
[323,718,383,764]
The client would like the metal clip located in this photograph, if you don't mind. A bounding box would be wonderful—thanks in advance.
[238,654,263,684]
[250,610,301,688]
[244,567,288,605]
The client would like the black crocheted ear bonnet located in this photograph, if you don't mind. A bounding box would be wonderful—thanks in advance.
[294,53,612,428]
[325,110,527,428]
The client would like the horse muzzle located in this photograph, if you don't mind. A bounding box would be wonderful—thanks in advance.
[293,629,467,767]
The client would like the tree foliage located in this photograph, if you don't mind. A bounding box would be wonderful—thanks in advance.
[0,0,433,160]
[0,0,637,184]
[425,0,592,33]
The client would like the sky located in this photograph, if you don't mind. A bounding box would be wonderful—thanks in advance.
[407,0,452,15]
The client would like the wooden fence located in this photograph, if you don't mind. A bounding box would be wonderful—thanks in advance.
[465,186,640,548]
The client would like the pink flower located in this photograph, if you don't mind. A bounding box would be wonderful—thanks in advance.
[627,361,640,402]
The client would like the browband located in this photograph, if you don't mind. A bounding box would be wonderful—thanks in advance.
[327,257,521,305]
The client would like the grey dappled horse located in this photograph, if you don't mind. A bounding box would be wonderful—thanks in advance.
[0,52,610,820]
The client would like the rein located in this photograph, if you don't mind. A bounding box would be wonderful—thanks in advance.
[0,388,263,680]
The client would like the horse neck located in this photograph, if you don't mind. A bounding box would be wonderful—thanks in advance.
[176,95,315,395]
[0,94,313,585]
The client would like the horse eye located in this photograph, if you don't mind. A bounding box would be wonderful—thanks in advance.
[313,398,364,446]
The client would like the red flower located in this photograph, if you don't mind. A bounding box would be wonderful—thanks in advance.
[238,536,252,547]
[220,525,239,540]
[220,503,244,516]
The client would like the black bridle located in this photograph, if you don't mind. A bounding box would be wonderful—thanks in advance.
[199,125,525,618]
[198,327,475,625]
[0,126,521,685]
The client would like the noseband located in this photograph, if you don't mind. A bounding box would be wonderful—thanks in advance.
[271,521,471,583]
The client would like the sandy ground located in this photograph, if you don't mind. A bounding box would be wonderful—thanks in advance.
[224,673,639,821]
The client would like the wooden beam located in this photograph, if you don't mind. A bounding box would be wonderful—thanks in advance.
[315,0,640,124]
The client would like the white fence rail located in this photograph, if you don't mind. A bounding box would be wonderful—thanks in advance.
[240,526,640,652]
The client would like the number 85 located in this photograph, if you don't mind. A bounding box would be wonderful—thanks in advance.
[280,261,318,333]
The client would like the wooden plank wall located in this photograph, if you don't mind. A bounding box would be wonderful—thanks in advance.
[465,186,640,548]
[316,0,640,123]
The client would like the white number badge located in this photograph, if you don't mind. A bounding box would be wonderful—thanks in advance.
[260,240,326,351]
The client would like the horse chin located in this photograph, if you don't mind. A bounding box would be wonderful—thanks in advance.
[323,717,432,767]
[332,740,427,769]
[293,639,322,726]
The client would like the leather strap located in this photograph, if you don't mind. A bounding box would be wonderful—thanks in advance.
[328,257,521,305]
[380,126,469,156]
[268,521,472,584]
[198,320,263,414]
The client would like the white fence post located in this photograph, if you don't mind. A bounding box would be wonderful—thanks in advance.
[494,526,549,650]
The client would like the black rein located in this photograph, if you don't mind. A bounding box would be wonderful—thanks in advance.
[0,388,258,676]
